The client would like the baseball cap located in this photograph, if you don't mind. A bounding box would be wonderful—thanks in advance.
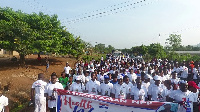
[188,81,200,89]
[76,76,81,80]
[153,75,161,80]
[104,75,109,79]
[117,75,123,79]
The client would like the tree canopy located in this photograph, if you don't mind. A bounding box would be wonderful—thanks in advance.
[0,7,84,64]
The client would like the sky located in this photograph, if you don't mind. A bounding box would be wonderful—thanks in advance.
[1,0,200,49]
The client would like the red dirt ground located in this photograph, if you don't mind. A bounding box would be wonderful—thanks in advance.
[0,55,77,111]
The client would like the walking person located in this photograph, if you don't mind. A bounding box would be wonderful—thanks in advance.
[45,72,63,112]
[31,73,47,112]
[0,90,9,112]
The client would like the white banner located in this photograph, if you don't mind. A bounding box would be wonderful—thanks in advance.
[56,90,192,112]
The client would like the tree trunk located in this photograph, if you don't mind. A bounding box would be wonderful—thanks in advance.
[19,54,25,67]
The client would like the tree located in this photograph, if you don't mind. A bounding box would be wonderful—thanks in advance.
[166,34,182,51]
[94,43,105,53]
[105,45,115,54]
[131,45,148,56]
[147,43,166,58]
[0,7,84,64]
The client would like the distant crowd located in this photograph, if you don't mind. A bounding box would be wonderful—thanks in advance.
[30,54,200,112]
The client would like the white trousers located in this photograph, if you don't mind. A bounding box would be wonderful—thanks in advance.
[35,97,46,112]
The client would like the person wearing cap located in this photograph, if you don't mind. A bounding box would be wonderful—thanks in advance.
[85,72,100,95]
[31,73,47,112]
[171,80,191,102]
[188,81,199,112]
[148,75,163,101]
[142,74,152,99]
[0,90,9,112]
[112,75,129,99]
[70,75,85,92]
[99,75,113,97]
[73,69,85,85]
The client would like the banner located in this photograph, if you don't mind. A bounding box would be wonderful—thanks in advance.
[56,89,191,112]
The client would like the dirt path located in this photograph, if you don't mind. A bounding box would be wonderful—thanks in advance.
[0,55,77,111]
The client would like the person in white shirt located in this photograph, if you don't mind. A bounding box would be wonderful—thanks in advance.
[127,69,137,84]
[171,80,191,102]
[84,71,91,85]
[73,69,85,84]
[188,81,199,112]
[0,91,9,112]
[131,79,146,101]
[112,75,129,99]
[86,72,100,95]
[162,80,173,102]
[45,72,64,112]
[192,66,198,83]
[148,75,163,101]
[63,62,72,76]
[123,75,133,99]
[100,75,113,96]
[180,64,188,81]
[70,75,85,92]
[31,73,47,112]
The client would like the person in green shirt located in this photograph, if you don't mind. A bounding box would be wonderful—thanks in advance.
[59,72,68,90]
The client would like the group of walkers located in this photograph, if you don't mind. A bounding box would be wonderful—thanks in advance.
[30,54,200,112]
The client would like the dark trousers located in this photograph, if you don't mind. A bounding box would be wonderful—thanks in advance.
[49,107,56,112]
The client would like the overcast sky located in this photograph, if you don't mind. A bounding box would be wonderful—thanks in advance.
[1,0,200,49]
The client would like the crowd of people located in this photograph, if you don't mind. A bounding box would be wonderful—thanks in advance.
[30,54,200,112]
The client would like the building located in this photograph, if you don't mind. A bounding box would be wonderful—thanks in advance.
[0,49,19,56]
[174,51,200,55]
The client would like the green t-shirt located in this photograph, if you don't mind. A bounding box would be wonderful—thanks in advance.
[59,77,68,88]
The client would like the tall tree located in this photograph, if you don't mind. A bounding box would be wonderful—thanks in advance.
[0,7,84,64]
[166,34,182,51]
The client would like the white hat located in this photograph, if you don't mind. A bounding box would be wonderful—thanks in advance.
[144,74,153,79]
[165,75,171,80]
[179,80,187,84]
[76,76,81,80]
[153,75,161,80]
[117,75,123,79]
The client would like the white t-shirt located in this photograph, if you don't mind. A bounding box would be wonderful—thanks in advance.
[131,86,146,101]
[86,80,100,95]
[161,86,173,102]
[172,90,191,102]
[0,95,8,112]
[193,68,198,79]
[70,82,85,92]
[32,80,47,99]
[127,73,137,83]
[126,82,134,94]
[112,83,129,99]
[64,66,72,74]
[180,66,188,78]
[45,82,64,108]
[100,82,113,96]
[188,90,199,102]
[148,84,163,101]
